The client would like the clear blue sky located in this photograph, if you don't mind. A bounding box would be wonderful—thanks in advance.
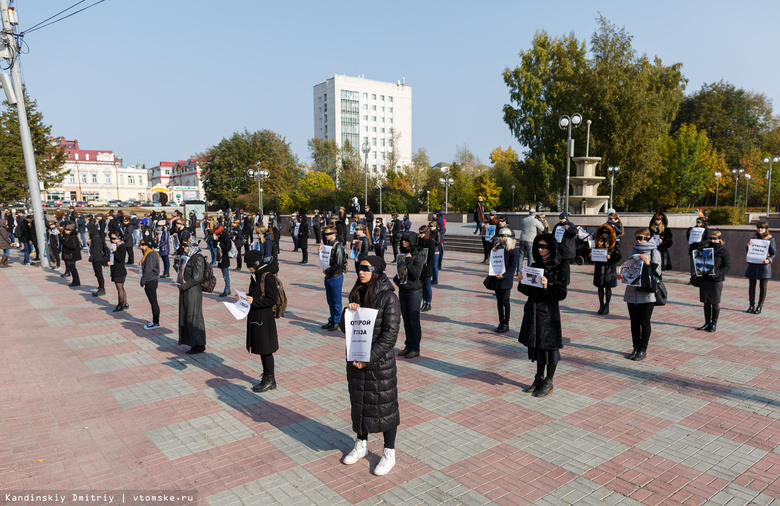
[12,0,780,170]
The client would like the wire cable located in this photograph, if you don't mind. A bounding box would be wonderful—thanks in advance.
[23,0,106,35]
[21,0,88,33]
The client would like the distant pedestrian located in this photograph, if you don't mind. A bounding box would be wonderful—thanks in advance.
[486,227,517,333]
[297,211,310,264]
[139,237,161,329]
[591,224,621,315]
[88,224,108,297]
[0,219,12,268]
[745,221,776,314]
[108,232,128,313]
[373,218,387,260]
[177,232,207,354]
[519,209,544,267]
[320,225,345,331]
[696,230,729,332]
[417,225,436,312]
[214,226,232,298]
[61,224,81,287]
[243,251,280,393]
[551,212,577,285]
[649,212,673,270]
[394,232,425,358]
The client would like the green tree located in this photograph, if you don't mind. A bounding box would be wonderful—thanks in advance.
[474,173,501,211]
[201,129,300,207]
[657,124,726,208]
[489,146,520,210]
[447,163,476,212]
[307,138,341,185]
[0,89,67,202]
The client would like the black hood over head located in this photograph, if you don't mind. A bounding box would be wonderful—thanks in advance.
[532,233,561,264]
[401,231,418,252]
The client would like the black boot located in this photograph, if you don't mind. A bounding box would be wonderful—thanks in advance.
[747,302,755,313]
[252,374,276,393]
[533,378,554,397]
[754,306,762,315]
[523,375,544,393]
[708,307,719,332]
[697,304,711,331]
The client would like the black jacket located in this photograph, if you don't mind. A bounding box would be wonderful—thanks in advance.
[518,233,567,351]
[341,274,401,434]
[551,220,577,260]
[388,219,403,242]
[417,236,436,278]
[700,243,730,283]
[61,233,82,262]
[217,232,231,269]
[110,242,127,280]
[323,239,345,278]
[649,213,674,270]
[246,259,280,355]
[486,243,518,290]
[392,232,424,291]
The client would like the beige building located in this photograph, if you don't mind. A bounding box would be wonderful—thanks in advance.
[313,75,412,174]
[47,139,150,203]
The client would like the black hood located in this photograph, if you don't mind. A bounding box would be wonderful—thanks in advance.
[401,231,418,252]
[254,256,279,275]
[87,223,100,237]
[532,233,561,264]
[649,212,669,228]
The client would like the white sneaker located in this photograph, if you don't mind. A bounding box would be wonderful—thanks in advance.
[341,439,367,465]
[373,448,396,476]
[143,322,160,330]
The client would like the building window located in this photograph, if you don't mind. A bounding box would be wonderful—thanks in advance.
[389,96,393,102]
[372,105,376,111]
[381,128,385,133]
[372,94,376,100]
[324,103,327,112]
[372,116,376,121]
[363,92,367,99]
[381,117,385,123]
[91,173,98,183]
[164,169,170,175]
[128,175,135,185]
[104,173,111,184]
[324,93,327,101]
[382,152,386,160]
[364,137,368,144]
[320,117,323,124]
[381,106,385,112]
[389,107,393,113]
[381,139,385,146]
[319,107,322,113]
[363,104,367,110]
[324,114,327,122]
[139,176,143,185]
[364,126,368,132]
[363,115,368,121]
[319,96,322,103]
[373,127,377,132]
[373,152,377,159]
[81,173,87,183]
[372,137,377,146]
[320,128,323,135]
[380,95,384,101]
[390,118,393,124]
[68,174,76,183]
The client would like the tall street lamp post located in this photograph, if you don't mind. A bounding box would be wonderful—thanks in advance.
[439,165,452,213]
[607,166,619,210]
[361,141,371,208]
[511,185,516,211]
[377,180,383,214]
[763,156,779,215]
[426,190,430,214]
[745,174,751,209]
[559,113,582,213]
[732,168,745,206]
[714,171,721,207]
[247,162,269,214]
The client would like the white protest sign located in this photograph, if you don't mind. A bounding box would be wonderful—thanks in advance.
[688,227,705,244]
[345,308,378,361]
[318,244,332,270]
[554,226,565,243]
[224,289,250,320]
[747,239,770,264]
[294,223,301,236]
[488,249,505,276]
[591,248,609,263]
[521,265,545,288]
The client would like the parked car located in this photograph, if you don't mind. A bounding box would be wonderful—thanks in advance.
[107,200,121,208]
[131,200,143,207]
[166,201,178,206]
[60,200,74,208]
[45,200,58,208]
[150,201,162,207]
[90,199,108,207]
[76,201,88,208]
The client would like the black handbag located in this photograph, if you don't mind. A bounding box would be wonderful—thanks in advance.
[654,280,668,306]
[483,276,498,290]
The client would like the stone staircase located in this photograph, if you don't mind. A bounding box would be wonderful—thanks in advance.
[444,234,484,255]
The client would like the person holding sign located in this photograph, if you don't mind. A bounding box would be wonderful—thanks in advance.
[695,230,730,332]
[339,257,401,476]
[686,217,709,282]
[516,233,567,397]
[618,228,662,361]
[591,224,622,315]
[551,212,577,285]
[242,251,280,393]
[108,232,128,313]
[393,232,425,358]
[649,212,673,270]
[320,225,345,331]
[177,232,207,354]
[745,221,776,314]
[485,228,518,333]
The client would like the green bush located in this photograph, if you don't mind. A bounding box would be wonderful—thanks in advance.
[368,188,419,214]
[665,207,697,214]
[707,207,746,225]
[309,188,353,214]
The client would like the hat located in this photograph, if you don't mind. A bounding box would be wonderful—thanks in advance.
[559,212,569,219]
[364,256,386,275]
[498,215,507,221]
[529,208,536,215]
[489,210,496,216]
[244,250,264,269]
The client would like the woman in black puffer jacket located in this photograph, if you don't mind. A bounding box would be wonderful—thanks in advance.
[339,256,401,476]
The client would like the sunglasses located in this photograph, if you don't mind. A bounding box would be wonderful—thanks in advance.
[537,244,550,250]
[358,265,376,273]
[498,234,511,238]
[637,236,652,241]
[324,232,335,236]
[709,236,720,240]
[758,226,767,230]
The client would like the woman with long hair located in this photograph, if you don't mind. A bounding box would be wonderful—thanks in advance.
[648,212,673,270]
[352,224,371,273]
[139,237,161,329]
[696,230,730,331]
[214,225,232,298]
[606,212,624,243]
[619,228,662,361]
[591,224,622,315]
[417,225,435,312]
[339,257,401,476]
[108,231,128,312]
[745,221,776,314]
[485,227,517,333]
[517,233,567,397]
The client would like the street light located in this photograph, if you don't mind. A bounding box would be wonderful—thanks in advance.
[714,171,721,207]
[247,162,270,214]
[745,174,751,209]
[361,140,371,208]
[439,165,452,213]
[763,156,779,215]
[732,168,745,206]
[607,166,619,211]
[511,185,516,211]
[426,190,430,214]
[559,112,583,213]
[377,180,383,214]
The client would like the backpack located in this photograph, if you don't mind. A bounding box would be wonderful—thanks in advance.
[200,255,217,292]
[260,272,287,318]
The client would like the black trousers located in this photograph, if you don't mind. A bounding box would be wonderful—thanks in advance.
[627,302,654,351]
[357,428,397,449]
[391,240,400,259]
[67,261,80,285]
[126,244,134,265]
[92,261,105,289]
[495,288,511,324]
[144,280,160,325]
[300,246,308,263]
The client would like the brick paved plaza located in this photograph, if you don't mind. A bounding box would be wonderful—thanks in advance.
[1,240,779,505]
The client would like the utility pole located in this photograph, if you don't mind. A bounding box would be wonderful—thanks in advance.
[1,0,50,267]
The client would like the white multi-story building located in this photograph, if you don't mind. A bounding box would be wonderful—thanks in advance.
[147,159,205,204]
[313,75,412,174]
[47,138,150,203]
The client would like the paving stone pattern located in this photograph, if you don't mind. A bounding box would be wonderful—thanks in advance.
[1,239,779,505]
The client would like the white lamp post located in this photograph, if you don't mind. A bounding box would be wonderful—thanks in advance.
[745,174,751,209]
[247,162,269,214]
[763,156,779,215]
[426,190,430,214]
[607,166,619,210]
[714,171,721,207]
[361,141,371,208]
[439,165,452,213]
[732,168,745,206]
[511,185,516,211]
[559,113,583,213]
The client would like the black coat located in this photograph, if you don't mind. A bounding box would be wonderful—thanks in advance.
[178,254,206,347]
[217,233,231,269]
[417,236,436,278]
[341,274,401,434]
[61,233,82,262]
[649,213,673,270]
[110,242,127,281]
[551,221,577,260]
[592,246,622,288]
[699,244,730,304]
[518,234,567,351]
[486,244,518,290]
[393,232,424,291]
[246,263,279,356]
[745,236,777,280]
